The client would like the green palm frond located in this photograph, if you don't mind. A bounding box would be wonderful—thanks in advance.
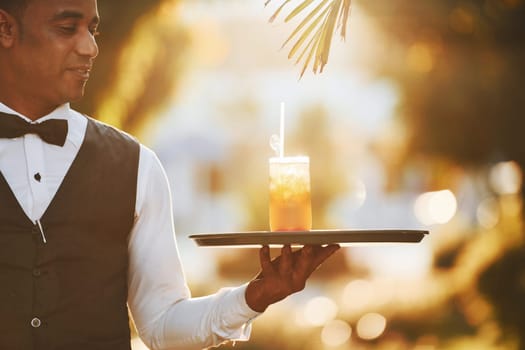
[266,0,352,77]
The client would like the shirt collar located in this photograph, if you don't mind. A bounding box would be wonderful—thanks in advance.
[0,102,85,148]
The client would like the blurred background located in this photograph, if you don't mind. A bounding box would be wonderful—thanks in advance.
[78,0,525,349]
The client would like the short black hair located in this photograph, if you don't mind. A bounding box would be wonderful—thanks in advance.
[0,0,30,19]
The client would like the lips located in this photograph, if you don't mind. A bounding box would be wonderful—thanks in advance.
[67,65,92,80]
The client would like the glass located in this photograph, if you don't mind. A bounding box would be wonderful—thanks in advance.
[269,156,312,231]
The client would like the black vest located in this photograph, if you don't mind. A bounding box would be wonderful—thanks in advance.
[0,117,140,350]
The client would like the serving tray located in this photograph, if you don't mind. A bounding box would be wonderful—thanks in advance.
[189,229,429,248]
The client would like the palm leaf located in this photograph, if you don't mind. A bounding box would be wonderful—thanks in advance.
[284,0,315,22]
[316,0,340,72]
[287,4,330,59]
[265,0,352,77]
[298,27,323,78]
[267,0,293,23]
[281,0,328,49]
[295,27,321,64]
[338,0,351,38]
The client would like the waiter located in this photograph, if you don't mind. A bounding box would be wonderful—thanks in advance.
[0,0,339,349]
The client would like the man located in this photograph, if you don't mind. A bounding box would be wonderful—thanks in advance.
[0,0,339,349]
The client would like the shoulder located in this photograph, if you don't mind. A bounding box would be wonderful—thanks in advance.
[83,115,139,146]
[138,143,166,179]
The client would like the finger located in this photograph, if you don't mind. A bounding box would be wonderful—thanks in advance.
[294,245,317,276]
[259,245,275,277]
[296,244,339,276]
[311,244,340,268]
[279,244,293,275]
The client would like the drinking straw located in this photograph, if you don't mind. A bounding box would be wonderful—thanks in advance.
[280,102,285,158]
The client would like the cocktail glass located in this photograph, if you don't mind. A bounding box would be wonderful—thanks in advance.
[269,156,312,231]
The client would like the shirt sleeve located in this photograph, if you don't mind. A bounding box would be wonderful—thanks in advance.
[127,145,260,350]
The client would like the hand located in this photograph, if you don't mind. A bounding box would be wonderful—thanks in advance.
[245,244,340,312]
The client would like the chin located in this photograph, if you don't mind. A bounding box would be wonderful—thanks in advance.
[67,75,88,91]
[64,85,87,103]
[68,92,86,102]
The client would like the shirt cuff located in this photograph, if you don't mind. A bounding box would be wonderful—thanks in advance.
[233,282,262,321]
[212,283,262,343]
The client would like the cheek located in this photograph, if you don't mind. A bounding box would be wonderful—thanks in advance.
[20,57,57,83]
[15,46,43,70]
[19,34,67,74]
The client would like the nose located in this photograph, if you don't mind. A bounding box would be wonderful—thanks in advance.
[76,29,99,59]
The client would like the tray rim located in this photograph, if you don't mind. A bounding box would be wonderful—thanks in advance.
[188,229,429,247]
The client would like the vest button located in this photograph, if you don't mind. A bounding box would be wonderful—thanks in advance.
[31,317,42,328]
[32,269,42,277]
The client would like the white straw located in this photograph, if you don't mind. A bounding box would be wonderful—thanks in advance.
[280,102,285,158]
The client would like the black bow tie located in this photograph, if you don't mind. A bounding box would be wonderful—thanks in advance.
[0,112,68,146]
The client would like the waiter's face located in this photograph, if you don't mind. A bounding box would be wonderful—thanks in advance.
[10,0,99,107]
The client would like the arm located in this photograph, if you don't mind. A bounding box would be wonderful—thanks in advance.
[127,146,259,350]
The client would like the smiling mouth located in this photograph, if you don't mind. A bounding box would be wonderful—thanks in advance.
[68,67,92,80]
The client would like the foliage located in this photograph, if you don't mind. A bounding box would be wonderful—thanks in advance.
[479,245,525,349]
[265,0,351,77]
[358,0,525,346]
[358,0,525,179]
[73,0,190,136]
[73,0,161,117]
[94,5,190,135]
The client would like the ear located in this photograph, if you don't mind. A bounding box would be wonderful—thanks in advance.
[0,9,18,48]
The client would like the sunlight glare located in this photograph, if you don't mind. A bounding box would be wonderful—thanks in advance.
[414,190,457,225]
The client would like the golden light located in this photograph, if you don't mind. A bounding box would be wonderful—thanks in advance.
[489,161,523,195]
[321,320,352,347]
[356,312,387,340]
[413,335,439,350]
[476,197,500,229]
[414,190,457,225]
[187,19,230,67]
[406,43,434,73]
[302,296,339,327]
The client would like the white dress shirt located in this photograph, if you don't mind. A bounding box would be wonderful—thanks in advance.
[0,103,259,350]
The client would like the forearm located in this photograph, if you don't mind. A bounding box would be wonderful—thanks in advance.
[136,284,259,350]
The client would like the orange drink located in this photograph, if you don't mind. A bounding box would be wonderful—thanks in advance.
[269,156,312,231]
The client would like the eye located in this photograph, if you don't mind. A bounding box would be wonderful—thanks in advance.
[59,25,77,35]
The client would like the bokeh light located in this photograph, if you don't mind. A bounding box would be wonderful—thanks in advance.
[302,296,339,327]
[489,161,523,195]
[414,190,458,225]
[406,43,434,73]
[341,279,376,313]
[477,197,500,229]
[356,312,387,340]
[321,320,352,347]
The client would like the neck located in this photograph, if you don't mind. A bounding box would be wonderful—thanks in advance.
[0,91,61,121]
[0,61,63,120]
[0,102,58,121]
